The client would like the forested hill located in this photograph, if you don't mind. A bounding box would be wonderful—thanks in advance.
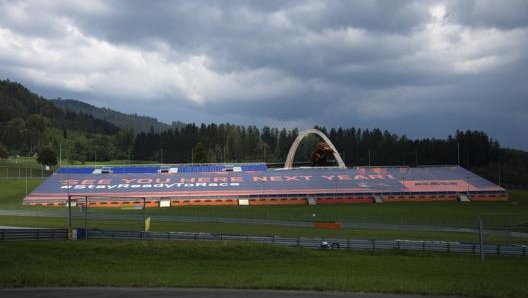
[0,80,119,135]
[50,98,184,133]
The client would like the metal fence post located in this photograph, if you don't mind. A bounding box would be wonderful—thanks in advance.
[479,215,485,262]
[67,195,72,240]
[84,196,88,240]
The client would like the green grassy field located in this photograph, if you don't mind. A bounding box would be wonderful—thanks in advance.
[0,179,42,209]
[149,197,528,229]
[0,240,527,298]
[1,214,523,244]
[0,157,53,179]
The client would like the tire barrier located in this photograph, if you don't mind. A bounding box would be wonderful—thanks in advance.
[0,228,68,241]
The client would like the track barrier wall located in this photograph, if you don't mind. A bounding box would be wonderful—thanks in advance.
[2,228,526,257]
[83,230,528,257]
[0,229,68,241]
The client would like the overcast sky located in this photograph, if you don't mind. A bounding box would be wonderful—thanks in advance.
[1,0,527,150]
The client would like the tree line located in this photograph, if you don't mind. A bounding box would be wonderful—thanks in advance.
[132,123,498,169]
[131,123,527,186]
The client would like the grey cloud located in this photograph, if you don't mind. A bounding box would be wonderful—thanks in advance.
[447,0,528,29]
[0,0,527,150]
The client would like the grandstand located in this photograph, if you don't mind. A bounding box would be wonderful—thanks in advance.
[23,129,507,207]
[24,163,507,207]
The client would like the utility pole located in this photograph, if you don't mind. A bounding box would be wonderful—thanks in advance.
[457,142,460,165]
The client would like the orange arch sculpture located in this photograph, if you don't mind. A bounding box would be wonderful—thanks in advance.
[284,129,346,169]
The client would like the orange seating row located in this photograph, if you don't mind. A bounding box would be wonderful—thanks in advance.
[470,193,508,201]
[85,201,158,208]
[317,197,373,204]
[170,199,238,206]
[24,192,508,207]
[383,195,458,202]
[248,198,307,205]
[25,202,63,207]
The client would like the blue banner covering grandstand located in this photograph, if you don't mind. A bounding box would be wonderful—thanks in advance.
[23,164,507,206]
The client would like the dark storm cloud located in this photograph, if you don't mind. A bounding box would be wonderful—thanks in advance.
[0,0,526,150]
[447,0,528,29]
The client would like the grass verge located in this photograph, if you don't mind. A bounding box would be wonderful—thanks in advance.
[1,214,526,244]
[0,240,527,298]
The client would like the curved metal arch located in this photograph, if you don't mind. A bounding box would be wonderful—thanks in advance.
[284,129,346,169]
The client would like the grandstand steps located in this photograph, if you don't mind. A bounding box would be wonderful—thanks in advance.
[458,194,472,202]
[373,194,384,204]
[307,197,317,205]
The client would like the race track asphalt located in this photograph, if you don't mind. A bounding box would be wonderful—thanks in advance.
[0,288,462,298]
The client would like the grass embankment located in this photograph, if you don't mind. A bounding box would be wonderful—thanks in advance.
[0,179,42,209]
[0,240,527,298]
[0,214,523,244]
[0,158,52,179]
